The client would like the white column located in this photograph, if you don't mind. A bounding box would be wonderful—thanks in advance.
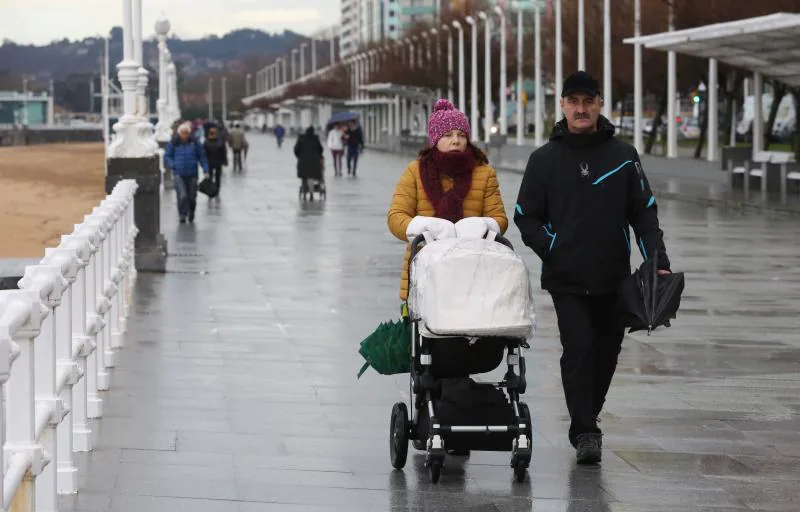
[602,0,611,119]
[633,0,643,153]
[480,12,492,143]
[753,71,763,154]
[707,58,718,162]
[102,38,110,152]
[577,0,585,70]
[554,0,562,122]
[155,16,172,142]
[108,0,154,158]
[466,16,478,139]
[534,4,542,147]
[132,0,154,154]
[666,4,677,158]
[300,43,307,77]
[495,8,507,136]
[48,80,55,126]
[168,61,179,122]
[517,9,524,146]
[221,76,227,124]
[395,95,401,135]
[311,39,317,73]
[454,22,465,114]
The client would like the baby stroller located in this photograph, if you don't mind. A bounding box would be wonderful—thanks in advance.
[389,231,535,483]
[299,156,326,201]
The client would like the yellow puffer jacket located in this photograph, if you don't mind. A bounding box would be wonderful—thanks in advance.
[387,159,508,301]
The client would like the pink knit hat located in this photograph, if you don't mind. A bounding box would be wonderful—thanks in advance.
[427,99,470,147]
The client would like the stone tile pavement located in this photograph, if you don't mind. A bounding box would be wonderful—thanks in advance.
[59,133,800,511]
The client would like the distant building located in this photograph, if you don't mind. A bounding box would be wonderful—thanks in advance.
[0,92,53,126]
[340,0,443,58]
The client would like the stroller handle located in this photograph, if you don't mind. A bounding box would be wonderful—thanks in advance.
[407,232,515,295]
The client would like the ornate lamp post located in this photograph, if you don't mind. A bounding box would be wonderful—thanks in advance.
[154,15,171,143]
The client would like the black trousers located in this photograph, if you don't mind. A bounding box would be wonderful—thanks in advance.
[550,292,625,446]
[209,164,222,188]
[233,150,243,171]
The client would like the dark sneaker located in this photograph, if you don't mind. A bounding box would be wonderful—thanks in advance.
[179,216,186,224]
[188,212,195,223]
[575,433,602,465]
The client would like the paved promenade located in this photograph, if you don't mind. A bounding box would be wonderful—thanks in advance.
[60,133,800,511]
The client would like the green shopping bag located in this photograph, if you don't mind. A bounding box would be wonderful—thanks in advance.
[357,318,412,378]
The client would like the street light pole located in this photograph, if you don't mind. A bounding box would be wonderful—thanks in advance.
[466,16,478,139]
[554,0,562,121]
[443,25,454,104]
[603,0,612,119]
[534,1,542,146]
[577,0,585,70]
[311,39,317,74]
[516,7,523,146]
[300,43,307,77]
[221,76,227,124]
[633,0,643,153]
[246,73,252,97]
[154,14,172,142]
[494,6,507,136]
[453,21,465,114]
[478,11,492,143]
[208,78,213,120]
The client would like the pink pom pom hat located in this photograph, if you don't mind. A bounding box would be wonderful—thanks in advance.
[427,98,471,147]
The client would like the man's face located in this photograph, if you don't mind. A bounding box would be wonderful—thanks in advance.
[179,131,190,142]
[561,93,603,133]
[208,129,218,140]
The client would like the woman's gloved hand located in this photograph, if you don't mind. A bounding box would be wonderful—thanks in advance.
[406,216,457,242]
[454,217,502,238]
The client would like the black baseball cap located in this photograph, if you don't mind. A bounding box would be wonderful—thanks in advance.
[561,71,600,98]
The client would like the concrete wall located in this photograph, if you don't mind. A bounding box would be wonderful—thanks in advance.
[0,127,103,146]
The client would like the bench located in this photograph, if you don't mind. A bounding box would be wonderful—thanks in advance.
[728,151,798,204]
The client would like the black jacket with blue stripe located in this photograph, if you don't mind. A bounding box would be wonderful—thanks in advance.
[513,116,670,295]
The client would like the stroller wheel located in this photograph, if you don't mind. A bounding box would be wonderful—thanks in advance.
[428,459,442,483]
[389,402,410,469]
[513,461,527,483]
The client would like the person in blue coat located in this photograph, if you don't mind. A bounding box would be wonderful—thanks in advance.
[164,122,210,223]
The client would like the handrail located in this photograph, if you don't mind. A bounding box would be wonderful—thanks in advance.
[0,179,138,512]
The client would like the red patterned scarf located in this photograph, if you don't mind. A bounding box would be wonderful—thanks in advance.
[419,148,476,223]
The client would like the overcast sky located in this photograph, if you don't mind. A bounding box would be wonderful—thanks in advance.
[0,0,340,45]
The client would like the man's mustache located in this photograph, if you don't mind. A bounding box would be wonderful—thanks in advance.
[573,113,590,120]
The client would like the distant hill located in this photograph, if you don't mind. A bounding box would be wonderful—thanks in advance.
[0,27,331,113]
[0,27,307,82]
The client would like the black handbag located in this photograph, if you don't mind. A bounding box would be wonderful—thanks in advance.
[198,177,219,198]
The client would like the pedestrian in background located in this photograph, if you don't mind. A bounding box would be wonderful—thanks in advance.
[345,120,364,177]
[514,71,672,464]
[327,124,345,176]
[203,126,228,192]
[164,122,210,223]
[228,122,248,172]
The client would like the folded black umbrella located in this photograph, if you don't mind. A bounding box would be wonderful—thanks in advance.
[198,177,219,198]
[619,248,685,334]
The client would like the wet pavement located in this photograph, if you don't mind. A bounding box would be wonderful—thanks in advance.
[60,133,800,511]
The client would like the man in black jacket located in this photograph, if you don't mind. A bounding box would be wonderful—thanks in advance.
[514,71,672,464]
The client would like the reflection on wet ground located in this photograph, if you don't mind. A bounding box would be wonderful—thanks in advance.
[60,135,800,511]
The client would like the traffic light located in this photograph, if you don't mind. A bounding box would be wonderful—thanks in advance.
[689,89,700,104]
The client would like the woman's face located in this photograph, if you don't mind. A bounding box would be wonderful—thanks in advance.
[436,130,468,153]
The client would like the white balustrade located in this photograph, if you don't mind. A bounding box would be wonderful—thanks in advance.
[1,179,138,512]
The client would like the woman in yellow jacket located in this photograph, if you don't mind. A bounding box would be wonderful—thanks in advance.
[387,99,509,377]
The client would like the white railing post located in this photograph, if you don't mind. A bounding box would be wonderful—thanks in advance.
[18,264,68,512]
[74,222,105,419]
[60,232,95,452]
[41,247,81,494]
[1,289,48,512]
[82,214,113,391]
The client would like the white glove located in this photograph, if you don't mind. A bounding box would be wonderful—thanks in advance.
[406,216,456,242]
[454,217,502,239]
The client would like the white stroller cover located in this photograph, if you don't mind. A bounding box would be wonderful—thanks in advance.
[409,237,535,338]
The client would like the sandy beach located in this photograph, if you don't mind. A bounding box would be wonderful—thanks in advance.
[0,143,107,259]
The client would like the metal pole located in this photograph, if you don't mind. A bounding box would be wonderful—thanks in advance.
[49,79,55,126]
[330,27,336,66]
[535,3,542,146]
[555,0,562,122]
[103,37,109,150]
[480,13,492,143]
[23,77,29,126]
[667,3,677,158]
[208,78,213,120]
[454,22,465,114]
[221,76,227,123]
[753,71,763,154]
[467,16,478,138]
[311,39,317,74]
[300,43,307,77]
[246,73,251,97]
[446,27,454,103]
[495,7,507,136]
[603,0,611,119]
[578,0,585,70]
[516,8,523,146]
[633,0,643,153]
[707,58,718,162]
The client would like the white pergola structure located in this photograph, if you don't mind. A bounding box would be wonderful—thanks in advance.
[624,12,800,161]
[358,83,441,141]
